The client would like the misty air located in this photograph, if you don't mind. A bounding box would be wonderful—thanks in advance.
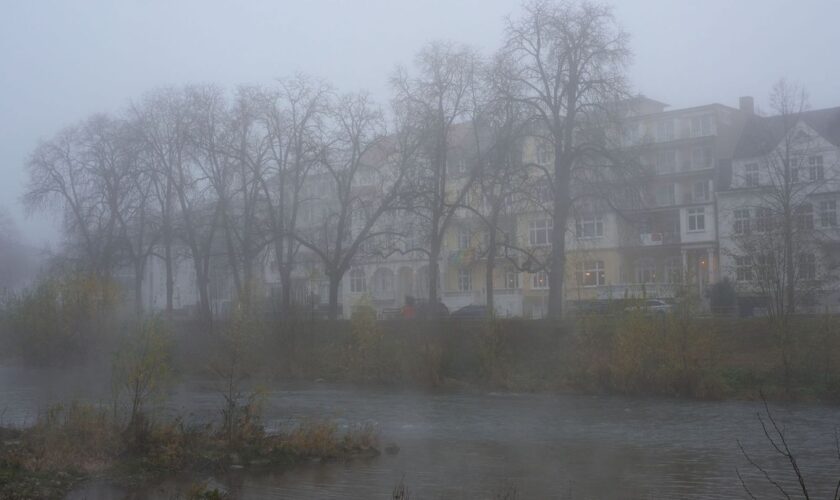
[2,1,840,498]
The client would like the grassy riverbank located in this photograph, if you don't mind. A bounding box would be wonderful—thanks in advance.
[163,312,840,402]
[0,403,377,499]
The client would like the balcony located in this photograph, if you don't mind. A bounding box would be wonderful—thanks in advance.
[639,232,680,246]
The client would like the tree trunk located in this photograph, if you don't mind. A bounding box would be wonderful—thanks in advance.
[280,266,293,316]
[428,233,441,308]
[328,274,341,320]
[548,165,570,320]
[164,237,174,317]
[133,259,144,317]
[485,230,497,315]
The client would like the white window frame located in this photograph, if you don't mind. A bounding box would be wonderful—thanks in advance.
[744,163,760,187]
[687,207,706,232]
[820,200,837,227]
[575,215,604,239]
[458,227,471,250]
[735,256,753,282]
[532,270,549,289]
[458,268,471,292]
[575,261,605,287]
[504,269,519,289]
[795,203,814,230]
[734,208,751,235]
[809,155,824,181]
[350,268,366,293]
[798,253,816,281]
[692,180,710,202]
[529,218,553,247]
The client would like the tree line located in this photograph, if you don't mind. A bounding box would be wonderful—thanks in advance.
[24,0,634,325]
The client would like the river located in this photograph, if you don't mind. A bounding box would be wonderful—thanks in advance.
[2,364,838,499]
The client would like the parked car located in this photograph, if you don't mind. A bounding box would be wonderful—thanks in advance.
[450,304,489,319]
[416,300,450,318]
[624,299,673,315]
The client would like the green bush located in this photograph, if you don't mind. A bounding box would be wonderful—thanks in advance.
[0,273,118,365]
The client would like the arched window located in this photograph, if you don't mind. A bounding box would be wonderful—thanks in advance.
[350,268,366,293]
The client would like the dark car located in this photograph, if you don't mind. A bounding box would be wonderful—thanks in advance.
[416,300,450,318]
[450,304,489,319]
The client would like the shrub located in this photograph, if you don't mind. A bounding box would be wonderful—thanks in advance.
[0,273,118,365]
[111,316,173,433]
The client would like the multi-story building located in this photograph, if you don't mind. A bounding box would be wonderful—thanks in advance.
[717,105,840,313]
[133,97,840,318]
[565,98,749,305]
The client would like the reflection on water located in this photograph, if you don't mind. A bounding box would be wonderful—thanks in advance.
[3,364,838,499]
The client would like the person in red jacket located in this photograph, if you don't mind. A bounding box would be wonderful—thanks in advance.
[401,295,416,319]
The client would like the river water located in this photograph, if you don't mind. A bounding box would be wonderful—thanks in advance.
[2,364,839,499]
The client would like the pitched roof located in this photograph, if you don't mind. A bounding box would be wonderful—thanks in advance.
[734,106,840,159]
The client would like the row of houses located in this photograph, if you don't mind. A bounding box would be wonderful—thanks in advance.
[133,95,840,318]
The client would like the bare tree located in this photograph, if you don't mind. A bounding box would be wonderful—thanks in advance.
[258,75,331,315]
[0,207,31,293]
[723,80,840,388]
[500,0,631,319]
[221,86,273,312]
[462,60,532,314]
[24,117,124,280]
[295,92,406,319]
[736,394,840,500]
[131,88,191,318]
[391,41,482,308]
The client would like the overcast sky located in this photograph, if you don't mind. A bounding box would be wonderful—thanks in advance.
[2,0,839,245]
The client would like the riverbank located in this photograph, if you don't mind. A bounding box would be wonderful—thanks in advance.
[162,314,840,403]
[0,402,378,499]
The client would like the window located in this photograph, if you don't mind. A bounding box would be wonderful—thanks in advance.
[745,163,760,187]
[655,184,676,206]
[798,253,816,281]
[575,216,604,239]
[529,219,553,246]
[636,258,656,284]
[691,147,711,169]
[735,256,753,282]
[692,181,710,202]
[808,155,824,181]
[575,261,605,287]
[458,227,471,250]
[756,253,776,282]
[623,123,639,145]
[657,120,674,141]
[795,203,814,230]
[691,115,712,137]
[755,207,773,232]
[820,200,837,227]
[350,268,366,293]
[734,209,751,235]
[665,257,682,283]
[504,269,519,289]
[687,207,705,232]
[458,268,471,292]
[656,149,677,173]
[532,270,549,289]
[790,161,801,184]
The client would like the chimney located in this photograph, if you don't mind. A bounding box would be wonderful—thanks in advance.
[739,96,754,115]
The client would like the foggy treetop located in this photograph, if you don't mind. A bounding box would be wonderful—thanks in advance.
[2,0,840,245]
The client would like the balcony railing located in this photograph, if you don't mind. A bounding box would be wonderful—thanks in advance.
[639,232,680,246]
